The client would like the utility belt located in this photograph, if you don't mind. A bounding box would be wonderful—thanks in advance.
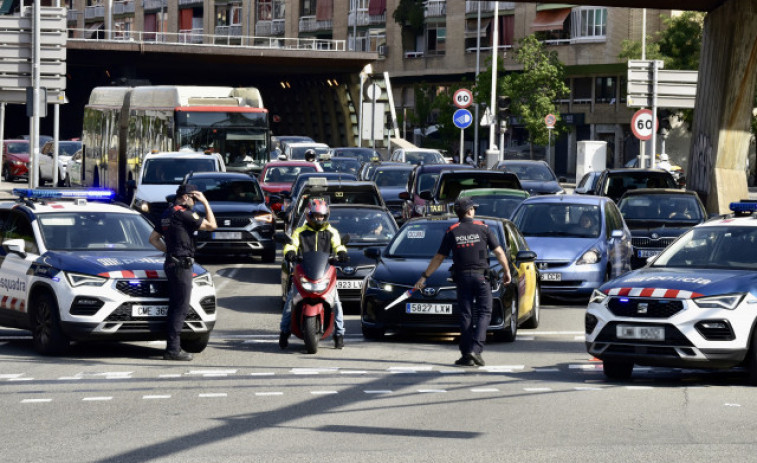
[168,255,194,269]
[449,265,496,283]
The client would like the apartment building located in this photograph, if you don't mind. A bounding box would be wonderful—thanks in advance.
[64,1,671,175]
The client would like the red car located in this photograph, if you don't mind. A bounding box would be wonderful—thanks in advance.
[2,139,30,182]
[259,160,322,214]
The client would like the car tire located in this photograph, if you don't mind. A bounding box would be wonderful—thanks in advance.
[261,247,276,263]
[63,174,71,187]
[747,327,757,386]
[603,360,634,380]
[30,292,70,355]
[497,293,519,342]
[3,165,14,182]
[361,324,385,340]
[521,285,540,329]
[180,332,211,353]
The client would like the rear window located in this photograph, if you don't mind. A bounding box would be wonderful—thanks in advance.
[437,174,520,201]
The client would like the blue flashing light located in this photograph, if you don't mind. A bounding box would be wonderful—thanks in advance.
[13,188,116,201]
[619,297,629,303]
[729,200,757,214]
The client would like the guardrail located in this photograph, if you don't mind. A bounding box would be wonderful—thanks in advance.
[67,27,347,51]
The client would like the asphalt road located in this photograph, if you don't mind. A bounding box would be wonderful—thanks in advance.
[2,179,757,462]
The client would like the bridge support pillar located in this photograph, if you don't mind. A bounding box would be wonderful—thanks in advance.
[687,0,757,213]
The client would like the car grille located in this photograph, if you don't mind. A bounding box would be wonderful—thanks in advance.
[594,321,693,346]
[607,297,684,318]
[216,216,252,227]
[631,237,677,248]
[116,280,169,298]
[536,261,570,270]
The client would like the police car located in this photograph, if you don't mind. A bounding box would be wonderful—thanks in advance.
[586,201,757,383]
[0,189,216,355]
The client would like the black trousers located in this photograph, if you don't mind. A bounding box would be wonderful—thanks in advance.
[165,261,193,354]
[456,272,493,355]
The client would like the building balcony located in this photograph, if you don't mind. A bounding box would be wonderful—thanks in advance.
[179,28,204,43]
[348,8,385,27]
[299,15,332,33]
[255,19,285,36]
[424,0,445,18]
[67,9,80,23]
[84,5,105,20]
[215,24,242,37]
[178,0,203,6]
[465,1,515,14]
[143,0,167,12]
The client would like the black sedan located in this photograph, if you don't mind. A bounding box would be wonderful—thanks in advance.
[618,188,709,269]
[183,172,276,262]
[360,216,538,340]
[493,160,565,195]
[279,204,398,306]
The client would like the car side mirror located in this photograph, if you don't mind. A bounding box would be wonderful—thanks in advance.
[610,229,624,239]
[515,250,537,264]
[2,239,26,258]
[398,191,410,200]
[277,154,287,161]
[419,190,433,201]
[363,247,381,260]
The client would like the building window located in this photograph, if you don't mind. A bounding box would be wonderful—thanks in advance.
[426,25,445,56]
[301,0,316,16]
[573,77,592,104]
[595,77,616,103]
[571,6,607,40]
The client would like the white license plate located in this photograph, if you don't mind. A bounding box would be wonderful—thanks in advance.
[616,325,665,341]
[337,280,363,290]
[132,305,169,317]
[637,249,661,258]
[406,303,453,314]
[540,272,561,281]
[213,231,242,240]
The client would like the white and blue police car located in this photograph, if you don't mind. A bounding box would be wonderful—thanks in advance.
[586,200,757,383]
[0,188,216,355]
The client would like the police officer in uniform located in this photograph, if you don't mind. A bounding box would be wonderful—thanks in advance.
[149,184,217,361]
[414,197,511,367]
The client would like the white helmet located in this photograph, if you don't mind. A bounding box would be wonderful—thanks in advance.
[659,153,669,162]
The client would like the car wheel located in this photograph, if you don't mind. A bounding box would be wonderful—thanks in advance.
[361,324,385,340]
[30,292,70,355]
[521,284,540,329]
[498,293,519,342]
[3,165,14,182]
[180,332,211,353]
[261,247,276,263]
[747,327,757,386]
[603,360,634,380]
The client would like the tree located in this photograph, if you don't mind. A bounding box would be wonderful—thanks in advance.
[476,35,568,152]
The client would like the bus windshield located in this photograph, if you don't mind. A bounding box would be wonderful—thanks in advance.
[176,111,269,164]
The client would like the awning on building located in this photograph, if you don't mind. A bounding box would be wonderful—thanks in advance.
[530,8,571,32]
[464,18,491,39]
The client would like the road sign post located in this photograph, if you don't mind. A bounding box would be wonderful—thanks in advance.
[631,108,659,169]
[544,114,556,167]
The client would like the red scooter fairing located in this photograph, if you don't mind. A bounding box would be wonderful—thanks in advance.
[290,251,338,349]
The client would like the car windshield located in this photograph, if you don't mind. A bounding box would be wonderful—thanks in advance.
[619,194,703,221]
[299,208,397,243]
[142,158,218,185]
[297,189,382,215]
[387,220,503,258]
[264,165,318,183]
[57,142,82,156]
[187,179,263,202]
[504,163,556,181]
[416,172,440,194]
[604,172,677,196]
[331,148,377,163]
[405,151,443,164]
[437,174,520,201]
[466,194,526,219]
[653,226,757,270]
[6,142,28,154]
[513,203,601,238]
[289,146,330,160]
[321,158,361,175]
[38,212,155,251]
[374,169,412,188]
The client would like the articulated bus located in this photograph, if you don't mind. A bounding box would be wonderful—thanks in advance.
[79,85,270,201]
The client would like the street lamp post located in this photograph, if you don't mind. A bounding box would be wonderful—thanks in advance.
[358,64,373,148]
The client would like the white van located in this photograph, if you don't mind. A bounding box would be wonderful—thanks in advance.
[131,149,226,225]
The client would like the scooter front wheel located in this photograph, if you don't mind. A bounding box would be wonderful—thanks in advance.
[303,316,320,354]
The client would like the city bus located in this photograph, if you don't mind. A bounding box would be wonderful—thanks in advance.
[79,85,270,201]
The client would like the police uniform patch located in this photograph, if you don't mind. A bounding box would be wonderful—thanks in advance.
[192,212,200,220]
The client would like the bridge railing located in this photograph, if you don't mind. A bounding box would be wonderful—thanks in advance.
[67,28,347,51]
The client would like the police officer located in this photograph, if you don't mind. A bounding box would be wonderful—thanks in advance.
[149,184,217,361]
[414,197,511,367]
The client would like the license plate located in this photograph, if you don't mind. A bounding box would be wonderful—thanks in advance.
[540,272,561,281]
[616,325,665,341]
[213,231,242,240]
[337,280,363,290]
[406,303,453,314]
[637,249,661,258]
[132,305,169,317]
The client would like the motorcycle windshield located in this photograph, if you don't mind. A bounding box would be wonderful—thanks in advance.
[299,251,331,281]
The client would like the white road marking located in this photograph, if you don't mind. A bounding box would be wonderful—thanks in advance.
[725,403,742,407]
[364,390,393,394]
[417,389,447,393]
[143,395,171,400]
[439,369,468,374]
[524,387,552,392]
[0,374,24,379]
[518,336,535,341]
[159,374,182,378]
[255,392,283,396]
[96,372,133,379]
[21,398,52,403]
[249,372,275,376]
[57,376,83,380]
[481,365,524,372]
[291,368,338,375]
[575,386,604,391]
[471,388,499,393]
[8,377,33,381]
[340,370,367,375]
[311,390,338,395]
[389,366,433,373]
[569,364,602,370]
[188,369,238,376]
[198,393,227,398]
[83,397,113,401]
[574,335,585,341]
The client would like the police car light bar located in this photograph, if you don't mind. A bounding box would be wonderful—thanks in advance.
[13,188,116,201]
[729,200,757,215]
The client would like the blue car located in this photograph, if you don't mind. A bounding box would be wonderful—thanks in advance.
[511,195,632,297]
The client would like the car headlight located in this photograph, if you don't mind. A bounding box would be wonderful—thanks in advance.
[692,293,744,310]
[13,160,24,166]
[254,213,273,224]
[193,273,214,287]
[589,289,607,304]
[300,277,329,292]
[134,199,150,213]
[576,249,600,265]
[366,277,393,292]
[66,272,108,288]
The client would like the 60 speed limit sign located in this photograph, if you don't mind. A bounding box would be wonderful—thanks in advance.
[453,88,473,109]
[631,109,658,141]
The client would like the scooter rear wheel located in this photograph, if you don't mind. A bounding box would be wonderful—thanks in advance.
[303,316,320,354]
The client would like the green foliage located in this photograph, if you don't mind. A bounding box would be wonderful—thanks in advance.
[392,0,424,34]
[658,11,704,71]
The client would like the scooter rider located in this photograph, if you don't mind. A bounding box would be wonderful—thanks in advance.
[279,198,348,349]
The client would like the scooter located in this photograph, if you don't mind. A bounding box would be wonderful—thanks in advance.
[276,232,349,354]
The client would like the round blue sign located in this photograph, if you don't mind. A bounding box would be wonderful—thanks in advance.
[453,109,473,129]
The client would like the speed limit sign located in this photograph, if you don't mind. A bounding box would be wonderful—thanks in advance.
[453,88,473,109]
[631,109,658,141]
